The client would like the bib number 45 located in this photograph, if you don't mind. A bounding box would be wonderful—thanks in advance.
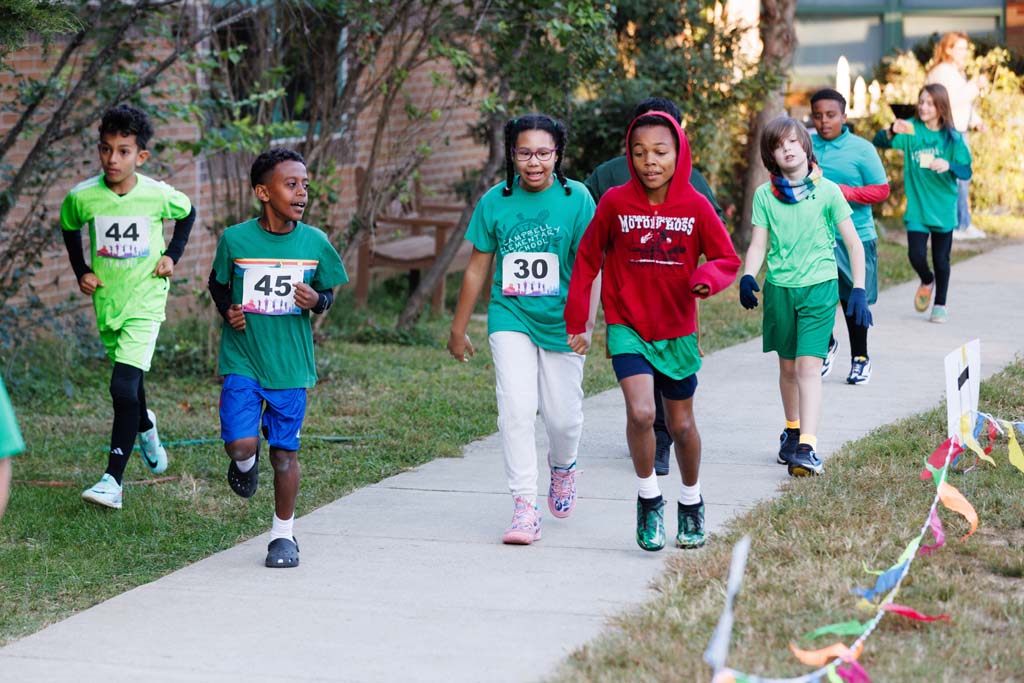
[253,274,293,297]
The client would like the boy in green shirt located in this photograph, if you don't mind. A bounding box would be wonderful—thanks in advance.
[208,148,347,568]
[739,116,871,477]
[61,104,196,509]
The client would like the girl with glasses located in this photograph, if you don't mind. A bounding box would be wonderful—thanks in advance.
[447,113,598,545]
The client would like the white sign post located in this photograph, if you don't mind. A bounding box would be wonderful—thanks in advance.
[944,339,981,443]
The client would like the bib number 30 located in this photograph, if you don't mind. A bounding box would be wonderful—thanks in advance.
[501,252,559,297]
[242,266,304,315]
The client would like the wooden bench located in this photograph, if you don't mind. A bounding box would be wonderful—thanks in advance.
[353,169,472,315]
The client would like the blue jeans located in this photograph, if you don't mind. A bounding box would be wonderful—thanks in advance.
[956,131,971,230]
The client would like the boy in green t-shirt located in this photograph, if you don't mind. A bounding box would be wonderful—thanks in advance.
[61,105,196,509]
[738,116,872,477]
[1,376,26,521]
[208,148,347,568]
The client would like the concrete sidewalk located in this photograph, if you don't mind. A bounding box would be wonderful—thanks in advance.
[2,244,1022,682]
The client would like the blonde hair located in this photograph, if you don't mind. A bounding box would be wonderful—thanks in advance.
[930,32,969,68]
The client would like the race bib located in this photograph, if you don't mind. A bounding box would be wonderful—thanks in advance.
[501,252,559,296]
[241,265,305,315]
[93,216,151,259]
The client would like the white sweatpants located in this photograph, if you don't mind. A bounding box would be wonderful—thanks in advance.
[489,331,585,499]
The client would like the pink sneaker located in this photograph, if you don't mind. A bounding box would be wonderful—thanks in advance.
[502,496,542,545]
[547,461,577,518]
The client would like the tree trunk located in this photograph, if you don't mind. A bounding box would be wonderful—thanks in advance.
[735,0,798,248]
[395,112,505,331]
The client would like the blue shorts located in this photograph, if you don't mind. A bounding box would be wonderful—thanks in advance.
[611,354,698,401]
[219,374,306,451]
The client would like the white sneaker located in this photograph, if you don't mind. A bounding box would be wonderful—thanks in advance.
[137,409,168,473]
[821,337,839,378]
[82,473,123,509]
[847,356,872,385]
[954,225,987,240]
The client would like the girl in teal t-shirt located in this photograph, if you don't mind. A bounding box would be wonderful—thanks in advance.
[447,114,597,546]
[874,84,972,323]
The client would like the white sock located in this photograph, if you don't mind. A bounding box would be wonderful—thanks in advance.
[637,472,661,500]
[235,454,256,473]
[680,481,702,506]
[270,514,294,542]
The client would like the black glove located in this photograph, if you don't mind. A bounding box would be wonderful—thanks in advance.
[739,274,760,309]
[846,287,873,327]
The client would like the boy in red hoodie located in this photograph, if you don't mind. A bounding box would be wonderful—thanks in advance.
[565,111,740,551]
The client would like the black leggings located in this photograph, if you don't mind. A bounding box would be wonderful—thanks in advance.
[106,363,154,484]
[833,309,869,358]
[907,231,953,306]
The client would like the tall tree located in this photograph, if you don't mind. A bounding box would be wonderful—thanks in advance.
[735,0,798,247]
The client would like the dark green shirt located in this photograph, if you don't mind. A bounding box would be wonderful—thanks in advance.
[583,155,724,222]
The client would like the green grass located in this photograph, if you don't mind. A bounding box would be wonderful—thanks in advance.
[0,229,1016,645]
[549,360,1024,683]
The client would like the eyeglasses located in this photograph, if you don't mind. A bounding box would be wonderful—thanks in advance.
[514,147,555,162]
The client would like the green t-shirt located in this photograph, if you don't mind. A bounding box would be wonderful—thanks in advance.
[881,120,971,230]
[0,376,25,459]
[212,219,348,389]
[60,173,192,328]
[466,178,595,352]
[751,179,852,288]
[607,325,701,380]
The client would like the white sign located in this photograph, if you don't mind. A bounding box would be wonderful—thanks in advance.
[944,339,981,442]
[93,215,151,259]
[501,252,559,297]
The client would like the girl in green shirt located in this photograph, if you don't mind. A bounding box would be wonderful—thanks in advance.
[874,84,972,323]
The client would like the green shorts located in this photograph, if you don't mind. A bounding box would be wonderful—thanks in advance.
[835,238,878,305]
[762,280,838,360]
[0,376,25,459]
[98,318,162,371]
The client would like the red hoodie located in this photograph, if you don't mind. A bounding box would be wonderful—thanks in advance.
[564,112,740,341]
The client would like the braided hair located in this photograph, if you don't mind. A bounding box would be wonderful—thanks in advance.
[502,114,571,197]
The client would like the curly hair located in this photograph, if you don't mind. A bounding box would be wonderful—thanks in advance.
[98,104,155,149]
[250,147,306,188]
[502,114,571,197]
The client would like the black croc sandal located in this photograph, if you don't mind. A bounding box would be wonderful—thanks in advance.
[227,448,259,498]
[265,537,299,568]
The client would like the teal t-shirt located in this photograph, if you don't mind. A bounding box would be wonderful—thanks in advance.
[60,173,192,328]
[876,120,971,231]
[812,127,887,241]
[213,219,348,389]
[466,178,595,352]
[0,376,25,459]
[751,179,852,288]
[607,325,701,380]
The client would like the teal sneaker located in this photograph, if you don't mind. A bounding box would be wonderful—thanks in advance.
[636,496,666,551]
[676,498,706,549]
[81,473,123,509]
[137,409,168,474]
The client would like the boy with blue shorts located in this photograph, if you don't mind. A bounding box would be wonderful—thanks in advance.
[739,116,871,477]
[61,104,196,509]
[208,148,346,568]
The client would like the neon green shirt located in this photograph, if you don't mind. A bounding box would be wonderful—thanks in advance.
[466,178,595,352]
[751,179,852,288]
[60,173,192,328]
[213,219,348,390]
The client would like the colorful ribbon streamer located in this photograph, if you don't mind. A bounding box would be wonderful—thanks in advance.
[917,508,945,557]
[881,603,950,622]
[937,481,978,542]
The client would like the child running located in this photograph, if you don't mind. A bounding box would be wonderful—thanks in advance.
[565,111,740,551]
[739,116,871,477]
[873,84,972,324]
[0,376,25,521]
[61,104,196,509]
[208,148,347,568]
[810,88,890,384]
[447,114,597,546]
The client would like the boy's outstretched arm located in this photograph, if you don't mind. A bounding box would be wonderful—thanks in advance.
[690,214,741,298]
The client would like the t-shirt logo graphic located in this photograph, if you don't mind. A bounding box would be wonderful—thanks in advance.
[94,215,151,259]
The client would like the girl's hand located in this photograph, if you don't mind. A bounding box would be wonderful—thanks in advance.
[929,158,951,173]
[891,119,913,135]
[691,283,710,298]
[447,330,474,362]
[226,304,246,331]
[567,333,590,355]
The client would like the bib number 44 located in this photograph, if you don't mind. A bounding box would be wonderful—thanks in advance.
[93,215,151,259]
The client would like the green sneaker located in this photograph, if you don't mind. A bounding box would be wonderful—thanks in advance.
[636,496,666,551]
[676,498,706,549]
